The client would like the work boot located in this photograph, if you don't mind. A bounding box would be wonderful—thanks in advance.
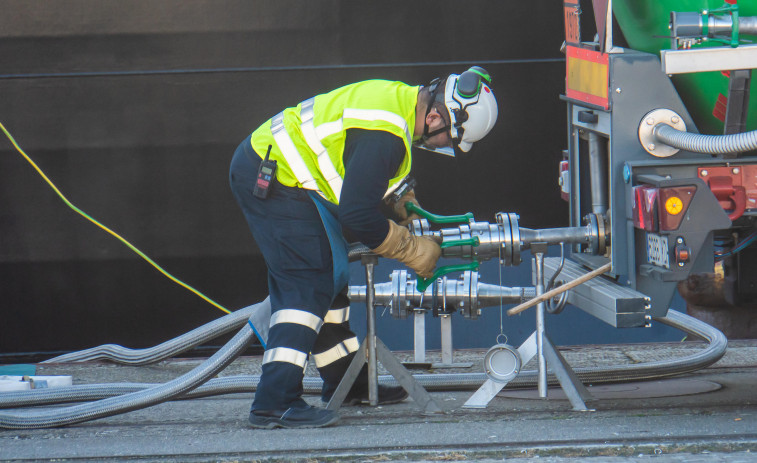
[248,405,340,429]
[322,384,409,406]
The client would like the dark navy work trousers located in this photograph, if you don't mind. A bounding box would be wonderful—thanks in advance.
[229,137,358,410]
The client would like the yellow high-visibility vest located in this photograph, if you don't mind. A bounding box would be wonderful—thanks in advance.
[250,80,419,204]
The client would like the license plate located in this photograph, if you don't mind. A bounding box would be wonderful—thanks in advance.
[647,233,670,269]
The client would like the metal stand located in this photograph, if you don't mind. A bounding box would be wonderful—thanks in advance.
[411,305,471,369]
[413,309,427,363]
[326,254,442,414]
[432,314,473,369]
[464,243,594,411]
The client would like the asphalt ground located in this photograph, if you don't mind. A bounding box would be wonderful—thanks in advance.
[1,340,757,462]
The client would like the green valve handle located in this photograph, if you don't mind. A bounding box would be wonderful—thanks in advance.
[441,236,480,249]
[406,202,473,224]
[415,262,480,293]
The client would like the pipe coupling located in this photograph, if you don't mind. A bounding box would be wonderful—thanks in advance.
[348,270,534,320]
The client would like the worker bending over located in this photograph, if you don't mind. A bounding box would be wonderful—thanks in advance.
[229,66,498,429]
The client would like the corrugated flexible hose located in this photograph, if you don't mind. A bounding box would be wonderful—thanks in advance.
[39,244,366,365]
[43,301,267,365]
[0,308,726,428]
[655,124,757,155]
[0,303,262,429]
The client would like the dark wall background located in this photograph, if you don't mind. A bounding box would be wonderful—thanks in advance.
[0,1,681,359]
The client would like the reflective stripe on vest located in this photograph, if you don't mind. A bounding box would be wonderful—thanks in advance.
[271,99,413,201]
[343,108,411,142]
[312,336,360,368]
[300,98,344,202]
[262,347,308,370]
[269,309,323,333]
[270,112,319,191]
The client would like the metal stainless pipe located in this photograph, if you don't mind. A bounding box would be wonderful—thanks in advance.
[588,132,608,215]
[411,218,599,263]
[518,225,592,247]
[348,270,535,319]
[533,248,548,397]
[702,14,757,36]
[670,11,757,46]
[476,283,536,305]
[437,222,504,260]
[742,16,757,35]
[711,15,757,35]
[364,257,379,406]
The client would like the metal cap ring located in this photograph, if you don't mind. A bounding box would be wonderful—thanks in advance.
[484,343,522,383]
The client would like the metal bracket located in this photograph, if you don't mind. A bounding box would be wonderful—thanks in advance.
[432,314,473,369]
[723,69,752,158]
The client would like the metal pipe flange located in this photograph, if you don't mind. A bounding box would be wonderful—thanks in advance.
[638,108,686,157]
[495,212,521,266]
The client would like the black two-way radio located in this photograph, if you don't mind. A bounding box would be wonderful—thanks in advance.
[253,145,277,199]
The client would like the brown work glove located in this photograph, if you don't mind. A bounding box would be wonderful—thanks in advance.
[393,189,422,226]
[372,220,441,278]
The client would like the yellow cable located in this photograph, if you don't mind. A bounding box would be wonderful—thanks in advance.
[0,122,231,315]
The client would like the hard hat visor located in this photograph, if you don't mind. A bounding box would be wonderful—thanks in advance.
[414,143,456,157]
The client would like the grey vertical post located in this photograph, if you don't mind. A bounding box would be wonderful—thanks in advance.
[532,242,548,398]
[440,314,453,365]
[413,309,426,363]
[363,255,379,406]
[588,132,608,215]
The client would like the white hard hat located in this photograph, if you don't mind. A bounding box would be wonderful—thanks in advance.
[416,66,498,157]
[444,66,498,153]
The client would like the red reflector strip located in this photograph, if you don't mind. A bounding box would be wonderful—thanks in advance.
[713,93,728,123]
[632,185,659,232]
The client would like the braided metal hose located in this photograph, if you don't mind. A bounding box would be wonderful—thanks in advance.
[0,310,258,429]
[0,309,725,423]
[43,299,269,365]
[42,244,362,365]
[655,124,757,155]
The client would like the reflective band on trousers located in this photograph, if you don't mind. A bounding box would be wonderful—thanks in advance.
[263,347,309,369]
[323,306,349,324]
[300,97,344,201]
[270,309,323,333]
[313,337,360,368]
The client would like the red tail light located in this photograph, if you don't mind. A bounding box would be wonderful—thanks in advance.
[633,185,658,231]
[633,185,696,232]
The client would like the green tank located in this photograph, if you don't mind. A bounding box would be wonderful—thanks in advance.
[613,0,757,134]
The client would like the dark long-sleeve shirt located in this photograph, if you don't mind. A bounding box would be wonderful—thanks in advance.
[338,129,406,248]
